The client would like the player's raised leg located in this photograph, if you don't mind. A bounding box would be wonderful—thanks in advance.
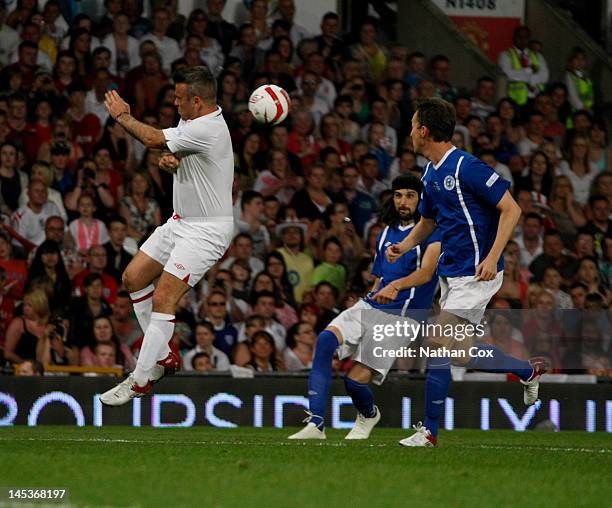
[100,270,189,405]
[343,362,381,440]
[288,326,341,439]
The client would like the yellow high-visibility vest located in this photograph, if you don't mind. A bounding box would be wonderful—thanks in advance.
[506,48,543,106]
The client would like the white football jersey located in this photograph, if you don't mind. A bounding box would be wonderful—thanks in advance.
[163,107,234,219]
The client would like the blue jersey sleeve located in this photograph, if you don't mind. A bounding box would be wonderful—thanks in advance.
[461,158,511,207]
[425,228,442,247]
[418,187,436,219]
[371,231,384,278]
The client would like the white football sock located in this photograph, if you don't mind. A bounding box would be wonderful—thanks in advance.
[130,284,155,333]
[133,312,175,386]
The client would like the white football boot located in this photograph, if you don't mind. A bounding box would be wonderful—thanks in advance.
[344,406,381,440]
[99,373,152,406]
[398,422,437,447]
[288,411,326,440]
[521,357,548,406]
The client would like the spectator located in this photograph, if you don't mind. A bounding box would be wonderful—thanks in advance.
[543,175,586,246]
[575,256,609,301]
[289,164,332,223]
[25,239,71,312]
[81,315,135,370]
[430,54,458,103]
[110,290,142,347]
[12,179,60,247]
[141,7,181,74]
[183,321,231,371]
[350,17,387,83]
[253,150,299,206]
[18,161,67,222]
[529,230,579,282]
[265,124,304,176]
[134,52,169,118]
[558,134,598,205]
[496,251,528,308]
[264,250,298,309]
[202,289,238,358]
[229,23,261,80]
[581,194,611,258]
[516,151,554,199]
[0,41,41,93]
[314,12,348,63]
[235,190,271,259]
[72,244,118,304]
[0,141,28,213]
[191,351,214,372]
[498,25,549,107]
[333,95,360,144]
[534,92,565,145]
[205,0,239,56]
[287,109,318,168]
[515,212,544,269]
[67,194,109,255]
[100,13,140,78]
[564,47,594,113]
[298,69,329,127]
[312,280,340,328]
[276,223,313,304]
[14,359,44,376]
[340,164,378,236]
[542,266,573,309]
[248,330,280,372]
[0,3,20,68]
[92,340,120,369]
[220,233,265,276]
[471,76,497,121]
[251,271,298,329]
[311,236,347,294]
[4,288,51,364]
[68,272,112,349]
[517,112,546,158]
[284,320,315,370]
[119,171,161,243]
[482,312,529,360]
[103,216,134,284]
[587,121,610,173]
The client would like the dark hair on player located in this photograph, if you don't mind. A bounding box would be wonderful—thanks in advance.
[379,174,422,226]
[173,65,217,104]
[414,97,456,142]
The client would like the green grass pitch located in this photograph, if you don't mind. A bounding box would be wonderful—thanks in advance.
[1,427,610,508]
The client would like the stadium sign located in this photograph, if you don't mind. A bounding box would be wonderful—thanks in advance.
[1,377,610,432]
[432,0,525,61]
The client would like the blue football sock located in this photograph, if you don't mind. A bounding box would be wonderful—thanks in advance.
[467,344,533,380]
[424,356,451,438]
[344,377,376,418]
[307,330,339,430]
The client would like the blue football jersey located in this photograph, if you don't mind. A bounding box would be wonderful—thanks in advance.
[365,223,441,313]
[418,147,511,277]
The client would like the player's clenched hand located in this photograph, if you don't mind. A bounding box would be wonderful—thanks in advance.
[475,257,497,281]
[104,90,130,120]
[386,243,404,263]
[372,284,399,304]
[159,152,180,173]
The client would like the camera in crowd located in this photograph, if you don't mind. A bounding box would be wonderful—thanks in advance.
[50,141,71,157]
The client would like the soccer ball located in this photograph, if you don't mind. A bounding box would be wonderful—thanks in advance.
[248,84,291,125]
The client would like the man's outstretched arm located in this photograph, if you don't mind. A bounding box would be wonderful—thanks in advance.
[105,90,168,149]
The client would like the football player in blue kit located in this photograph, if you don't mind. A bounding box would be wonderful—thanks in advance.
[289,174,441,440]
[388,98,547,447]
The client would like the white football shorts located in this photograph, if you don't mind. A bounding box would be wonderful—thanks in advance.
[439,271,504,324]
[331,299,419,385]
[141,215,234,287]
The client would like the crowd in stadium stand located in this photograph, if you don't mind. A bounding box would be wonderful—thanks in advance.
[0,0,610,378]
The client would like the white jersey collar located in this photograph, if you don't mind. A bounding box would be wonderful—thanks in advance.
[432,146,457,170]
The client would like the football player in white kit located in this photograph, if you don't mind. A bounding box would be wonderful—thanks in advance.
[100,67,234,405]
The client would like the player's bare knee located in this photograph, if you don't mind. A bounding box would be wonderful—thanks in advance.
[348,363,373,384]
[325,326,343,344]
